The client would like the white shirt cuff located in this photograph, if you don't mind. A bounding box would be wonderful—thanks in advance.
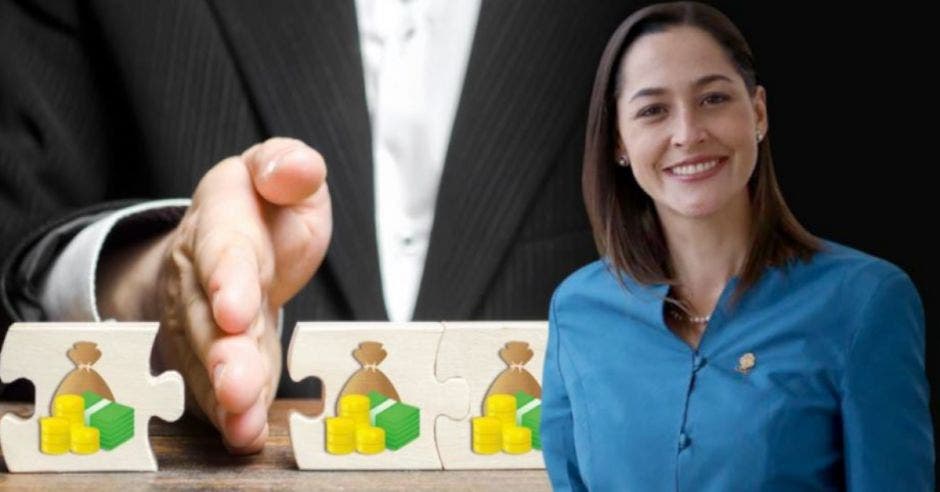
[39,199,191,321]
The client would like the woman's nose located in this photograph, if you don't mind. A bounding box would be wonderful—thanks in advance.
[670,107,708,148]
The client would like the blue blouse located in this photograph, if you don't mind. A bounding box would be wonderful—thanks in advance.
[541,240,933,491]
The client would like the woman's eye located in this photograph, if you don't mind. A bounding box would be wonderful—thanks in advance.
[637,105,665,118]
[703,93,730,105]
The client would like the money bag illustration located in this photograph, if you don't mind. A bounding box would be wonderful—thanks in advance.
[337,341,400,406]
[51,341,114,412]
[484,341,541,401]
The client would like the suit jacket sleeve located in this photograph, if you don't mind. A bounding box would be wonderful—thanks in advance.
[0,0,139,330]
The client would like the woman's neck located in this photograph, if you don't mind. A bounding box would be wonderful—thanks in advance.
[657,192,752,316]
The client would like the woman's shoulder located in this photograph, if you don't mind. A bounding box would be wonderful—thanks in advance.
[798,239,913,290]
[552,260,613,307]
[782,239,920,311]
[554,259,611,291]
[550,259,659,314]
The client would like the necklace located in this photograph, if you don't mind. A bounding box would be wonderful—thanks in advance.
[667,304,711,324]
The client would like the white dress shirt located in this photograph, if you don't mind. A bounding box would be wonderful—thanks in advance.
[358,0,480,321]
[39,0,481,323]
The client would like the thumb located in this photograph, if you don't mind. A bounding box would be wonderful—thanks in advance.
[242,137,327,206]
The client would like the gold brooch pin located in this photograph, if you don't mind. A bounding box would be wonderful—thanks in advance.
[736,352,756,374]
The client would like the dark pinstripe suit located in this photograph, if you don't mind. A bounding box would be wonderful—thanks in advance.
[0,1,638,396]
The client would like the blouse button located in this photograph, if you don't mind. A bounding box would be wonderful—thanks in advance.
[678,432,691,450]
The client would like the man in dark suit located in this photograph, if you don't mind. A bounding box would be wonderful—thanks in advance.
[0,1,636,453]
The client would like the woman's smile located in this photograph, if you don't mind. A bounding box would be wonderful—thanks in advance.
[664,156,728,181]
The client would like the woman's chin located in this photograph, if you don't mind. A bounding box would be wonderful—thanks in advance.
[659,198,724,220]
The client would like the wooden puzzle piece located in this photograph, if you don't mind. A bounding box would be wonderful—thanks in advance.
[287,322,469,469]
[435,321,547,469]
[0,322,184,472]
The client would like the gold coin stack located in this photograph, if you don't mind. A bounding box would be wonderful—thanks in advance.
[338,394,370,428]
[70,425,100,455]
[40,416,70,455]
[325,416,355,455]
[485,394,516,428]
[54,394,84,427]
[502,425,532,454]
[472,416,501,454]
[355,425,385,455]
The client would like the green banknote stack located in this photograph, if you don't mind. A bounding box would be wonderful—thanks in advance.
[514,391,541,450]
[367,390,419,450]
[82,391,135,450]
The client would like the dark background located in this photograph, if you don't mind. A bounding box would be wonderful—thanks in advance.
[707,0,936,473]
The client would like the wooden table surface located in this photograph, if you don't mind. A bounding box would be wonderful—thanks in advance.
[0,399,550,490]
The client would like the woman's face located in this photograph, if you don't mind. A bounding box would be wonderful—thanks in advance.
[616,26,767,220]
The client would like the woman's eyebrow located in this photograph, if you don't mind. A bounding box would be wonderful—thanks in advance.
[628,74,733,103]
[694,73,734,88]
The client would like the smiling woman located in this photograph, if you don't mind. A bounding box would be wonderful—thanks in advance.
[541,2,934,491]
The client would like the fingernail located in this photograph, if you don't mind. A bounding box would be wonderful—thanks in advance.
[261,147,306,182]
[213,363,226,391]
[261,159,278,181]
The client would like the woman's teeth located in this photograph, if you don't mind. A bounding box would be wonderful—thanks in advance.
[671,159,719,176]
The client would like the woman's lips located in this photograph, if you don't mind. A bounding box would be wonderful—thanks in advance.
[664,157,727,181]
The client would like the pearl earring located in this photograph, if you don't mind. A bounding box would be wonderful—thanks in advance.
[616,156,629,167]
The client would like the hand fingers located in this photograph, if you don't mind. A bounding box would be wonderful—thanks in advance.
[224,423,269,455]
[190,157,269,335]
[176,333,269,452]
[200,231,263,335]
[155,293,228,442]
[242,137,327,207]
[243,138,332,305]
[171,245,267,414]
[205,333,268,414]
[188,137,328,331]
[218,388,270,448]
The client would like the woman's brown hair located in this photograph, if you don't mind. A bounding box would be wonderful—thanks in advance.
[583,1,820,303]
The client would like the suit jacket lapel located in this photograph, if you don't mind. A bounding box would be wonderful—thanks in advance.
[413,1,615,320]
[209,0,387,319]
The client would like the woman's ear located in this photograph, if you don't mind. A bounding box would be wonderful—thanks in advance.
[753,85,769,138]
[615,133,629,167]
